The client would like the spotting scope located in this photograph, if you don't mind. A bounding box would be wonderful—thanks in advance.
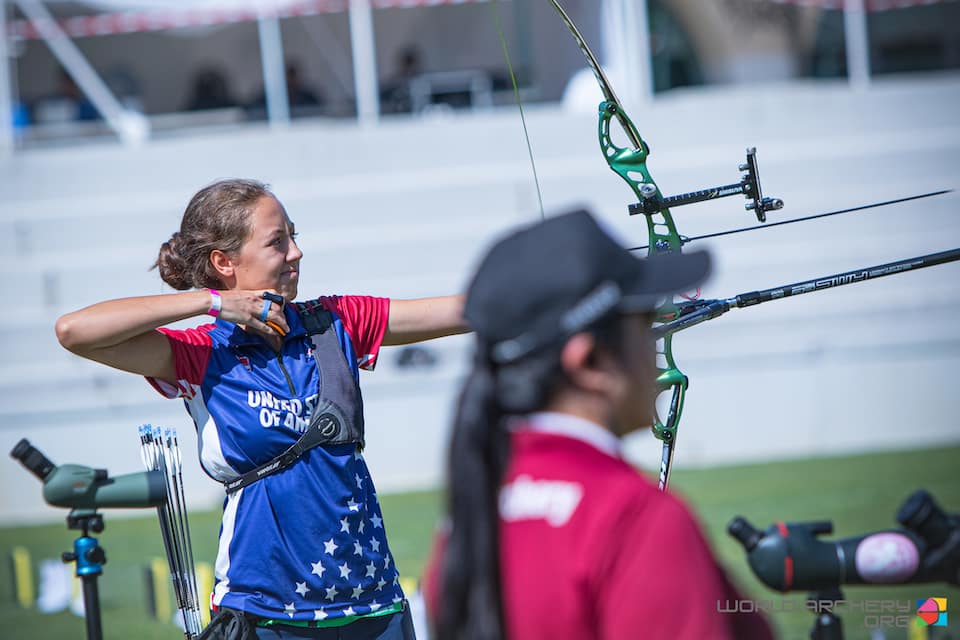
[10,438,166,510]
[728,489,960,592]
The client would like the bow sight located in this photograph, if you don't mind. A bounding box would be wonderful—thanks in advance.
[627,147,784,224]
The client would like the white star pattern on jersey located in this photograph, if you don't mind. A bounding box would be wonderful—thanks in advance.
[216,491,402,621]
[272,498,401,622]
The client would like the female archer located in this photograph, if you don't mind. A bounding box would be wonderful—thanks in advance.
[56,178,465,639]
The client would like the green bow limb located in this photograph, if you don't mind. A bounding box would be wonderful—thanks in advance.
[548,0,689,488]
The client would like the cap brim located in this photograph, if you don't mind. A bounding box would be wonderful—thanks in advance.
[619,250,712,312]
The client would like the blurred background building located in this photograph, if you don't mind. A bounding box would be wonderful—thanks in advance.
[4,0,959,141]
[1,0,958,522]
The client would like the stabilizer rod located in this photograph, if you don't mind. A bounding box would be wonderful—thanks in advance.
[653,247,960,339]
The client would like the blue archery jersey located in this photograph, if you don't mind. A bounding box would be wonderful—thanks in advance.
[147,295,406,622]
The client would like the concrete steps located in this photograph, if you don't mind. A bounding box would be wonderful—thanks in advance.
[2,74,958,522]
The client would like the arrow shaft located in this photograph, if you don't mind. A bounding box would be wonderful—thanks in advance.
[653,248,960,339]
[735,248,960,308]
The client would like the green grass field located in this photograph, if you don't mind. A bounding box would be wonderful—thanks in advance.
[1,445,958,639]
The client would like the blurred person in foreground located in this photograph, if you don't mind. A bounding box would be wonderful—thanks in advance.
[425,209,774,640]
[56,179,467,639]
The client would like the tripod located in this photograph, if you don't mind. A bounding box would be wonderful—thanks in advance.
[61,510,108,640]
[807,587,844,640]
[10,439,169,639]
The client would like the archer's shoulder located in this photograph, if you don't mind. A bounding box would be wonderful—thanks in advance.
[158,322,218,346]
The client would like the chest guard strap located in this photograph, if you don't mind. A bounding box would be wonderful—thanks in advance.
[224,301,365,494]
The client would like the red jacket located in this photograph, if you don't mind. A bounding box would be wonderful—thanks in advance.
[426,413,774,640]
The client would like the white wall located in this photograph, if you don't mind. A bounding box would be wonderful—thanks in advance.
[1,72,959,524]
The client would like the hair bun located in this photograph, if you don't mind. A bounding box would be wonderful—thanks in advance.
[154,231,193,290]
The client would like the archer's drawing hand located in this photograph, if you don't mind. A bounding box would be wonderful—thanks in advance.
[218,289,290,339]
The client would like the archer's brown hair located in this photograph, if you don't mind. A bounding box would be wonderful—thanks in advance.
[155,179,272,290]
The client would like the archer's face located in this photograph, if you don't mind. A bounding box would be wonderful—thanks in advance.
[230,196,303,301]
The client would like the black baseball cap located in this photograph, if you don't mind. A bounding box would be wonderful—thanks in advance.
[465,208,711,363]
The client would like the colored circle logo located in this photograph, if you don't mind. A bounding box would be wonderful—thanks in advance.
[916,597,947,627]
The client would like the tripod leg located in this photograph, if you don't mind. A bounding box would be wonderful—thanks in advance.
[809,588,845,640]
[80,573,103,640]
[67,530,106,640]
[811,610,844,640]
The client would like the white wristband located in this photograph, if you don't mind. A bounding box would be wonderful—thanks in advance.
[207,289,222,317]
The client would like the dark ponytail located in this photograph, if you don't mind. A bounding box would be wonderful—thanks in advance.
[436,315,628,640]
[437,344,564,640]
[438,355,505,640]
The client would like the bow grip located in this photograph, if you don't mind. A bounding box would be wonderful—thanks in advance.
[652,368,688,443]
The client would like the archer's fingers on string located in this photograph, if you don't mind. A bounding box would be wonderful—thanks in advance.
[260,290,285,320]
[266,321,287,337]
[260,291,287,335]
[259,291,288,337]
